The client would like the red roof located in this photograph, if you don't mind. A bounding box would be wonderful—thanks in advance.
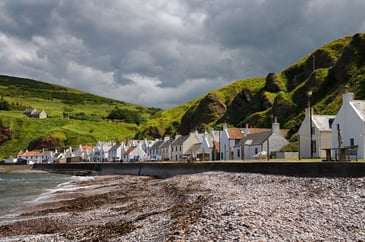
[81,145,93,152]
[18,150,42,157]
[125,146,136,155]
[227,128,245,139]
[228,127,289,139]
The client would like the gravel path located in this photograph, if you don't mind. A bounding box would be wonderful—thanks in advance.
[1,172,365,241]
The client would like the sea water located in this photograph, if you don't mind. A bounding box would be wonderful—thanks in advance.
[0,173,82,222]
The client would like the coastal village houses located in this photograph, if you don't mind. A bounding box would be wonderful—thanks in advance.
[15,86,365,163]
[17,150,61,164]
[298,108,335,158]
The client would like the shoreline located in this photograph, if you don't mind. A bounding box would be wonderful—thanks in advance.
[0,165,49,174]
[0,171,365,241]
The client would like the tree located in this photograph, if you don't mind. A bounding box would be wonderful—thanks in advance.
[0,100,9,110]
[107,108,145,125]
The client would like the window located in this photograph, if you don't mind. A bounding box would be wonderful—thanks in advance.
[329,119,334,129]
[350,138,354,146]
[237,149,240,158]
[255,148,258,154]
[312,140,317,153]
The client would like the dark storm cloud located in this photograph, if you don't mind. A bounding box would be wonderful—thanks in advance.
[0,0,364,108]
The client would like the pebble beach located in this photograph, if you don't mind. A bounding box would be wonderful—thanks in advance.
[1,171,365,241]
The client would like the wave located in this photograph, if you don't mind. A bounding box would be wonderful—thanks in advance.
[31,176,96,203]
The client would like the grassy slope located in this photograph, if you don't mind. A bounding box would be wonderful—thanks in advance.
[0,75,154,159]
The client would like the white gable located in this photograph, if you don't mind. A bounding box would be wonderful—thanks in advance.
[312,115,336,131]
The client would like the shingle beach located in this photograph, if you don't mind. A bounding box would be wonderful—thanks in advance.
[1,172,365,241]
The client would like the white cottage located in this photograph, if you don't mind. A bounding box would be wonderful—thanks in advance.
[91,141,113,162]
[233,121,289,160]
[122,144,147,162]
[331,92,364,159]
[108,143,123,162]
[298,108,336,158]
[220,124,245,160]
[201,128,221,161]
[171,131,202,161]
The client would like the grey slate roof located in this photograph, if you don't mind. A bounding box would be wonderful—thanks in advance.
[160,139,173,148]
[235,131,272,146]
[172,135,189,146]
[109,143,121,151]
[150,140,164,149]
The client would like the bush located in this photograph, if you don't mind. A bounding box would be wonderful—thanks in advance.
[0,100,9,110]
[107,108,146,125]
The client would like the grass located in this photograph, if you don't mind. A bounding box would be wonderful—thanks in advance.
[0,75,156,159]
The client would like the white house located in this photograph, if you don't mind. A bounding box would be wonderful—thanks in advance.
[298,108,335,158]
[90,141,113,162]
[331,92,365,158]
[201,128,220,161]
[17,150,43,164]
[122,144,147,162]
[220,124,245,160]
[160,137,173,161]
[233,121,289,160]
[22,108,47,119]
[74,145,93,162]
[220,124,274,160]
[171,131,202,161]
[108,143,123,162]
[148,139,164,160]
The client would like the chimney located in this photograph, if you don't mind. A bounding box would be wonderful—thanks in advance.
[241,123,249,137]
[305,107,314,118]
[272,117,280,135]
[343,92,354,104]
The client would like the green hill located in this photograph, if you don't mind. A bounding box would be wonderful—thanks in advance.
[0,75,159,159]
[138,33,365,149]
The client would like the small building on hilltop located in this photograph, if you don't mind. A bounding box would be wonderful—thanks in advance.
[22,108,47,119]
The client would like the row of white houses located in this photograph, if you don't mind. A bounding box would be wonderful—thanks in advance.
[15,121,290,164]
[298,91,364,159]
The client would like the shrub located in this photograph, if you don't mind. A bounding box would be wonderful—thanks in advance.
[107,108,146,125]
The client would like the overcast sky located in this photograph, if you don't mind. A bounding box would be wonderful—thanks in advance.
[0,0,364,108]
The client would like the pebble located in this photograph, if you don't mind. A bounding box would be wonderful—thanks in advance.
[2,172,365,241]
